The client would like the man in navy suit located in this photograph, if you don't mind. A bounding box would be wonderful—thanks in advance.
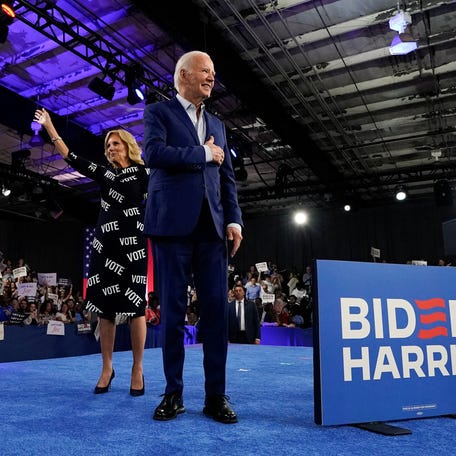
[229,285,261,345]
[143,51,243,424]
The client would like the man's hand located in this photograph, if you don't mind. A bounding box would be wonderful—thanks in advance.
[205,135,224,166]
[227,226,242,257]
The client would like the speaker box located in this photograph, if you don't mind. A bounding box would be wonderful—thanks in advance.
[434,180,453,206]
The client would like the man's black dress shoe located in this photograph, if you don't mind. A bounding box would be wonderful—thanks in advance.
[153,392,185,421]
[130,375,145,397]
[94,369,115,394]
[203,395,238,424]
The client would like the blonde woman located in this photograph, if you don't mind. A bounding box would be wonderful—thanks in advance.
[34,108,149,397]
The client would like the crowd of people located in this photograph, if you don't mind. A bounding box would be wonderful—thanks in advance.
[0,254,89,326]
[230,263,314,329]
[0,252,317,335]
[3,253,452,331]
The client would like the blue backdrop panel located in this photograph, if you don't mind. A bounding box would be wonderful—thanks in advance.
[0,324,198,363]
[313,260,456,426]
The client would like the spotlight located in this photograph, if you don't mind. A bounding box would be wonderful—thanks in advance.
[0,1,15,44]
[294,210,308,225]
[389,11,411,33]
[343,204,351,212]
[125,64,145,105]
[388,10,417,55]
[29,120,44,147]
[389,32,417,55]
[1,185,11,197]
[88,76,115,101]
[395,185,407,201]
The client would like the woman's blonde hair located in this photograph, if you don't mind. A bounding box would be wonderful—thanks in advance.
[104,129,144,165]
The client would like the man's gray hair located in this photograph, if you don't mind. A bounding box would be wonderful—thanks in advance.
[173,50,211,93]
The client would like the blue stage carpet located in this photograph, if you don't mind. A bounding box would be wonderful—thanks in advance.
[2,344,454,455]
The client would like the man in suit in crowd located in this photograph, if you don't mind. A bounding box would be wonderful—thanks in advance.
[143,50,243,424]
[229,285,261,345]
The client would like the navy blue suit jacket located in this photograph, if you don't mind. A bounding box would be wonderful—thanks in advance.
[143,97,243,238]
[228,299,261,344]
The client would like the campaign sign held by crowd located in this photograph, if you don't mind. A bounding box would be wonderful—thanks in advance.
[313,260,456,425]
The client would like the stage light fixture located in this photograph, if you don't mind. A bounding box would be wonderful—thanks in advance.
[125,64,145,105]
[388,10,417,55]
[1,185,11,197]
[343,204,351,212]
[29,120,44,147]
[294,210,308,225]
[395,185,407,201]
[1,2,15,21]
[88,76,115,101]
[0,1,15,43]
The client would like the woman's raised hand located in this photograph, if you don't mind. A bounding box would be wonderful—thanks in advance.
[34,108,51,127]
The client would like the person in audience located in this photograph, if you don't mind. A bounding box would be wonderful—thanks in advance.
[286,271,299,295]
[273,298,291,326]
[271,275,282,295]
[254,297,264,321]
[35,107,149,397]
[301,294,313,328]
[55,302,72,323]
[145,292,160,326]
[245,276,261,300]
[9,281,18,299]
[228,285,260,344]
[259,281,269,299]
[72,300,85,322]
[284,294,298,312]
[286,296,304,327]
[262,274,274,293]
[145,303,160,326]
[24,302,40,326]
[241,271,252,287]
[57,284,74,308]
[302,265,312,289]
[262,302,276,324]
[8,298,28,325]
[39,300,55,325]
[0,296,13,322]
[291,282,306,305]
[185,304,199,326]
[66,298,78,321]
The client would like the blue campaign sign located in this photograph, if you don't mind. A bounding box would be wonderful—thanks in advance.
[313,259,456,426]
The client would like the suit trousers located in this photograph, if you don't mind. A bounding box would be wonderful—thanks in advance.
[151,201,229,396]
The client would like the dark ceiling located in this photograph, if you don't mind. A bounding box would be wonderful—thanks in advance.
[0,0,456,223]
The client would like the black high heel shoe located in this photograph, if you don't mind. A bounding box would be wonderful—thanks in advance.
[94,369,115,394]
[130,374,145,397]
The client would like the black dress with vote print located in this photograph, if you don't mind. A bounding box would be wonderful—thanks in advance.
[66,151,149,318]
